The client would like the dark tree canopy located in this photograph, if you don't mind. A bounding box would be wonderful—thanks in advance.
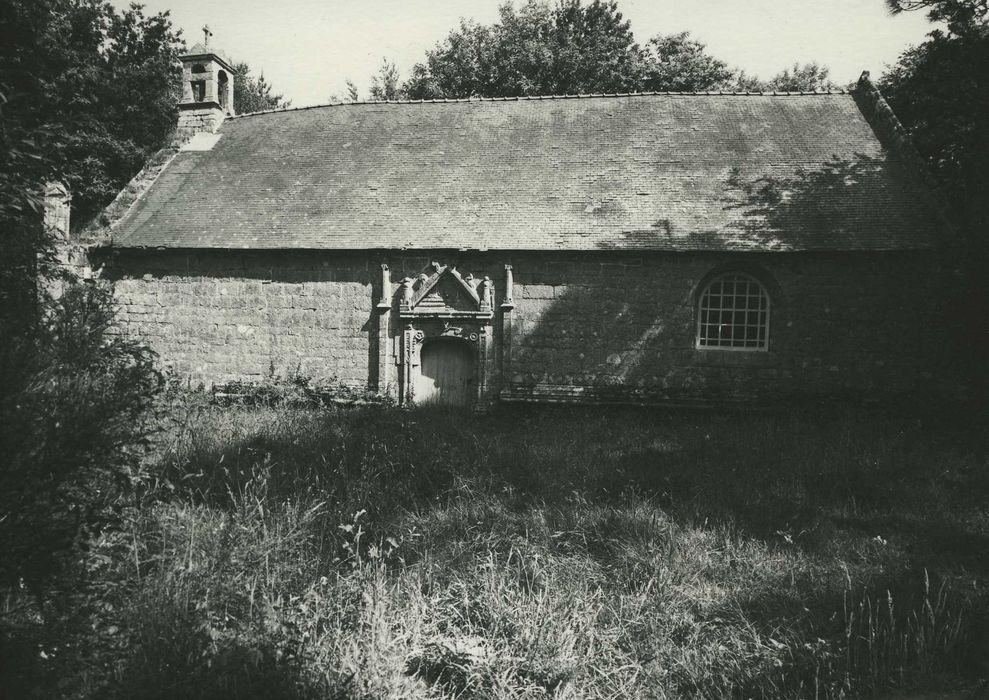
[233,60,289,114]
[403,0,733,98]
[879,5,989,238]
[0,0,184,228]
[0,0,183,226]
[0,0,184,341]
[0,1,168,599]
[886,0,988,35]
[879,0,989,380]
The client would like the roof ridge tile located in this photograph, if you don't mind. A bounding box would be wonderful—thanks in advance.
[229,89,852,119]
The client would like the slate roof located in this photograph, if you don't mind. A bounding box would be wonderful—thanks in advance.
[109,92,945,251]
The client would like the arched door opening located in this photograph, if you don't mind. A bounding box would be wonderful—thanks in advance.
[415,338,475,406]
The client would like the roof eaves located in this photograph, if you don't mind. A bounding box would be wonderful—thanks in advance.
[81,145,182,245]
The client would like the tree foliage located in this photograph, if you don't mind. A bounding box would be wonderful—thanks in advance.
[233,60,289,114]
[369,58,403,100]
[404,0,732,98]
[758,62,838,92]
[0,0,169,598]
[0,0,184,228]
[401,0,836,99]
[879,1,989,380]
[0,283,162,596]
[879,6,989,240]
[0,0,184,347]
[641,32,735,92]
[886,0,988,35]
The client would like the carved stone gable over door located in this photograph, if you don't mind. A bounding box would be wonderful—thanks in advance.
[416,274,478,313]
[395,262,496,408]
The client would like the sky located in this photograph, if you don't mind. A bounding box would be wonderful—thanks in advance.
[110,0,937,107]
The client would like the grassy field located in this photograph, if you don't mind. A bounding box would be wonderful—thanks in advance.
[3,399,988,699]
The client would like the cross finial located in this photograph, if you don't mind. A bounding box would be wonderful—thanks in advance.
[202,25,212,46]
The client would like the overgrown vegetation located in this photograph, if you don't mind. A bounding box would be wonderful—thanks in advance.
[2,399,985,698]
[0,282,163,595]
[879,0,989,391]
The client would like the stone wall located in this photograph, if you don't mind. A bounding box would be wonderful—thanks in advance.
[501,252,954,402]
[101,248,959,402]
[105,250,377,388]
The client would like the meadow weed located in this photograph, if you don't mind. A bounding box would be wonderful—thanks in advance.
[2,398,986,698]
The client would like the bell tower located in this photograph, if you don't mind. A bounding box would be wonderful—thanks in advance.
[177,26,236,138]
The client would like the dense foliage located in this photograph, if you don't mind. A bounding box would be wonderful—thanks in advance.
[0,284,163,597]
[0,0,168,611]
[0,0,184,228]
[880,18,989,241]
[396,0,837,99]
[879,0,989,380]
[886,0,988,35]
[0,0,184,346]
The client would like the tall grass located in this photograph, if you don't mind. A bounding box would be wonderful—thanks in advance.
[3,400,986,698]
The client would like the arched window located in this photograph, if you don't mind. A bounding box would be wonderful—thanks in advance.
[696,272,770,351]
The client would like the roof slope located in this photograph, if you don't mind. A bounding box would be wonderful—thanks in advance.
[110,93,944,251]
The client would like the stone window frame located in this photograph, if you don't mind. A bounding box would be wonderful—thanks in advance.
[695,271,771,352]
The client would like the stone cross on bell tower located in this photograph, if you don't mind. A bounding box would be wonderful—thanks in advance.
[176,29,236,139]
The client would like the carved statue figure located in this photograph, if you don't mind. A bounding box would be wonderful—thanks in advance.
[480,276,494,308]
[400,277,415,306]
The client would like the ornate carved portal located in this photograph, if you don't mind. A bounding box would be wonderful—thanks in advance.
[390,262,496,409]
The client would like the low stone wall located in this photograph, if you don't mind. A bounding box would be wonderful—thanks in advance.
[100,249,959,402]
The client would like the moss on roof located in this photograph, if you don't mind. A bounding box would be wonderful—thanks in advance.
[109,92,945,251]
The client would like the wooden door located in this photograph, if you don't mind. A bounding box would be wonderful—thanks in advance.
[415,339,475,406]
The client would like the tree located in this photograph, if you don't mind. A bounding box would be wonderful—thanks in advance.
[641,32,735,91]
[879,1,989,385]
[1,0,184,340]
[403,0,836,99]
[369,58,404,100]
[0,0,184,229]
[886,0,988,35]
[738,63,838,92]
[0,0,168,600]
[404,19,494,99]
[404,0,648,98]
[233,60,289,114]
[879,2,988,236]
[345,78,360,102]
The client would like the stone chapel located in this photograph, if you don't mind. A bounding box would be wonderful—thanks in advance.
[63,43,960,407]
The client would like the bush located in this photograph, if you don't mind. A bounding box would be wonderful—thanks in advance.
[0,282,163,598]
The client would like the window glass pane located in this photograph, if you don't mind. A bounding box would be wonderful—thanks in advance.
[697,273,769,350]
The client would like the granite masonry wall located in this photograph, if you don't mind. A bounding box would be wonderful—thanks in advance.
[105,250,377,388]
[101,249,958,403]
